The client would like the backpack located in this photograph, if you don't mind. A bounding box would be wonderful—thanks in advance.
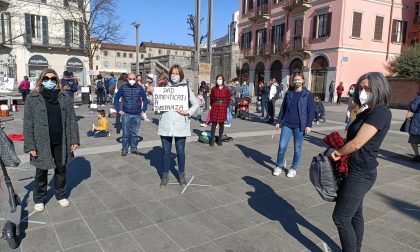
[309,148,340,202]
[274,85,281,100]
[97,80,105,90]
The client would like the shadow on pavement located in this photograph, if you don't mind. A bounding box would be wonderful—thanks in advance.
[143,146,178,180]
[243,176,340,252]
[235,144,275,172]
[375,192,420,221]
[304,134,329,148]
[378,149,420,171]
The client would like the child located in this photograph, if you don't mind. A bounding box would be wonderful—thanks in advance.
[196,89,205,122]
[313,95,325,125]
[88,109,109,137]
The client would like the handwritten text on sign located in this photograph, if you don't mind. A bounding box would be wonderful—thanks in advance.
[154,87,189,111]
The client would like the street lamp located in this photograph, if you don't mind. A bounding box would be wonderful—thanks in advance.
[131,22,140,75]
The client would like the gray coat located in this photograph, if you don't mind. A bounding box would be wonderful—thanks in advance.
[23,91,80,170]
[157,81,199,137]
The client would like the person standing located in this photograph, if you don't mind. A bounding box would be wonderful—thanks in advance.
[148,64,199,187]
[61,71,78,100]
[225,79,237,127]
[113,73,148,156]
[330,72,392,252]
[408,92,420,162]
[107,73,117,101]
[138,75,150,122]
[328,80,335,103]
[267,78,280,123]
[273,72,314,178]
[199,81,210,110]
[336,82,344,105]
[261,82,270,119]
[279,81,284,99]
[18,76,31,103]
[95,75,106,106]
[112,73,128,134]
[209,74,230,146]
[23,69,80,212]
[240,81,249,98]
[345,84,356,128]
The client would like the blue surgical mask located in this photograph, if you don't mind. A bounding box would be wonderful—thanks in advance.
[42,80,56,90]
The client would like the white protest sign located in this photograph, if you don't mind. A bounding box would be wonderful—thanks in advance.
[154,86,189,111]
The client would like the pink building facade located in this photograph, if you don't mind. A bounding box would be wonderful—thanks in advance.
[238,0,415,101]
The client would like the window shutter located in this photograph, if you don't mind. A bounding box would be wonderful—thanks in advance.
[64,20,70,47]
[243,0,246,14]
[374,16,384,41]
[249,31,252,48]
[352,12,362,38]
[42,16,48,45]
[312,16,317,38]
[402,21,407,43]
[240,33,244,49]
[263,28,267,44]
[326,12,332,37]
[64,0,69,7]
[391,19,397,42]
[249,0,253,10]
[280,23,285,42]
[41,0,46,3]
[79,22,84,49]
[271,26,275,43]
[1,14,5,43]
[24,13,32,44]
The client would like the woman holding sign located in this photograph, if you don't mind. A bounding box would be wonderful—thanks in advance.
[149,65,199,187]
[209,74,231,146]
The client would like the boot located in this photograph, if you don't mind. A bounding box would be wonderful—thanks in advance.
[217,137,223,146]
[179,172,187,187]
[209,136,215,147]
[160,172,169,187]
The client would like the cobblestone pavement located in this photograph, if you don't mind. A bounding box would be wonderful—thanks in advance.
[0,100,419,252]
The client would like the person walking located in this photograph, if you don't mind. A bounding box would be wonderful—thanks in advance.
[23,69,80,212]
[148,65,199,187]
[408,92,420,162]
[273,72,314,178]
[138,75,150,122]
[336,82,344,105]
[261,82,270,120]
[107,73,117,102]
[330,72,392,252]
[18,76,31,103]
[113,73,148,156]
[209,74,230,146]
[328,80,335,103]
[112,73,128,134]
[199,81,210,110]
[267,78,280,123]
[95,74,106,106]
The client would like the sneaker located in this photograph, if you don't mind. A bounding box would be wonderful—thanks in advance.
[225,124,231,128]
[160,172,169,187]
[58,198,70,207]
[287,169,297,178]
[200,123,208,127]
[272,167,282,176]
[316,121,320,125]
[34,203,45,212]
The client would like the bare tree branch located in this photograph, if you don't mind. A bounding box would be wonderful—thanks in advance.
[187,14,207,45]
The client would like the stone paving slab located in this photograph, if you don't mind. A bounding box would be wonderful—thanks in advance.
[0,102,419,252]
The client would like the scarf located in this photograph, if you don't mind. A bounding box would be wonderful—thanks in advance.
[323,131,349,177]
[41,88,60,104]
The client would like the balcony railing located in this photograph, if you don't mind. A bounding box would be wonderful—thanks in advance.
[243,47,254,58]
[283,0,311,12]
[249,2,270,23]
[254,44,268,56]
[290,36,310,51]
[271,40,287,54]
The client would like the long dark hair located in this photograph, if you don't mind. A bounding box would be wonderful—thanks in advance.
[215,74,225,86]
[353,72,391,109]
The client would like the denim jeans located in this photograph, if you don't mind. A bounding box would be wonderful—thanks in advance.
[262,101,269,118]
[276,125,304,169]
[87,130,108,138]
[226,106,233,125]
[161,136,186,174]
[332,173,376,252]
[122,114,141,151]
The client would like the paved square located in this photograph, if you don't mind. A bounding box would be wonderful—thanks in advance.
[0,102,419,252]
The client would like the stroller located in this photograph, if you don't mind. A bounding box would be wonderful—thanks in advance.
[0,127,22,249]
[237,96,251,120]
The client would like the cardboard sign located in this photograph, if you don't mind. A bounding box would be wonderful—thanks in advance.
[153,86,189,111]
[0,77,14,93]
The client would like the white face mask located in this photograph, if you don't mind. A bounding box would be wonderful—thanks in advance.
[216,80,223,86]
[128,80,136,85]
[359,89,372,105]
[171,74,180,83]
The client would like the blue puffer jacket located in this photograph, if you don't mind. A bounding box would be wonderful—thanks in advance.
[409,95,420,135]
[277,88,315,130]
[114,83,148,115]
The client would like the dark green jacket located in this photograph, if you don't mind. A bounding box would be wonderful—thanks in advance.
[23,90,80,170]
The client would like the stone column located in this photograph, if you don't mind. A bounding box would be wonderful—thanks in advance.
[303,68,311,91]
[282,68,290,87]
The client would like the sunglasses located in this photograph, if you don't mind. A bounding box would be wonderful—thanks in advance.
[42,76,57,82]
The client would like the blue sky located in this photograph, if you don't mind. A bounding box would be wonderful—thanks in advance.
[116,0,239,46]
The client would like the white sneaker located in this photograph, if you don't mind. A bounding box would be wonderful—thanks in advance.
[34,203,45,212]
[58,198,70,207]
[225,124,231,128]
[200,123,207,127]
[287,169,297,178]
[272,167,282,176]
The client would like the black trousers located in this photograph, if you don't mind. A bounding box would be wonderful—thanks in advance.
[332,173,376,252]
[33,144,66,204]
[96,90,106,105]
[210,122,224,143]
[268,99,276,120]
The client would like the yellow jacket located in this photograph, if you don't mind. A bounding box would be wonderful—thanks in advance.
[94,117,108,131]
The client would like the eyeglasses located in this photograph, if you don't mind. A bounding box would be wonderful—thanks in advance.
[42,76,57,82]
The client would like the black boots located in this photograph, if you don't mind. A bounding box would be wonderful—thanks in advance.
[160,172,169,187]
[217,136,223,146]
[209,136,215,147]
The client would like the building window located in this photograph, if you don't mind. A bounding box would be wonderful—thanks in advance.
[96,55,99,60]
[30,15,42,39]
[273,0,283,4]
[123,52,127,58]
[141,54,144,59]
[95,65,98,70]
[183,51,186,56]
[175,51,178,55]
[0,13,11,44]
[116,62,121,68]
[104,50,108,56]
[351,11,363,38]
[373,16,384,41]
[271,24,285,52]
[255,28,266,54]
[415,3,420,23]
[67,20,80,45]
[158,49,162,54]
[313,13,332,39]
[167,50,171,54]
[241,31,252,49]
[242,0,253,14]
[123,63,127,67]
[129,53,133,58]
[117,52,121,57]
[103,61,109,67]
[391,19,407,43]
